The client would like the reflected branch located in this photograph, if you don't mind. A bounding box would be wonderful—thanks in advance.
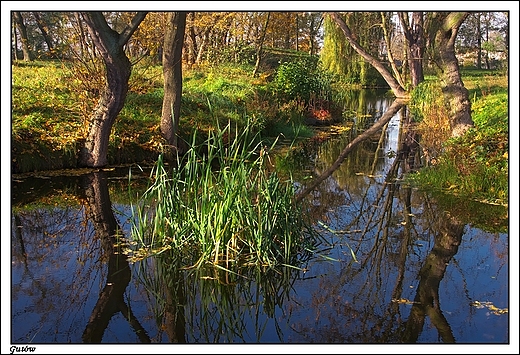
[296,98,406,202]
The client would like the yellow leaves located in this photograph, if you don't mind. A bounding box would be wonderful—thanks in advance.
[391,298,420,305]
[355,172,382,178]
[470,301,508,315]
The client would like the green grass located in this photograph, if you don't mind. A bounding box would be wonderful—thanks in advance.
[11,60,84,172]
[125,122,323,270]
[406,70,508,206]
[11,59,321,173]
[12,60,509,207]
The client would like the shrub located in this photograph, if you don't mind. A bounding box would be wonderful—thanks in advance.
[272,57,333,104]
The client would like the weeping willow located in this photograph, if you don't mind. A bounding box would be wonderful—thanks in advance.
[320,12,389,87]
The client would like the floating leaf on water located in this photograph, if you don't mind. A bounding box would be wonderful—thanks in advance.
[391,298,419,305]
[470,300,508,315]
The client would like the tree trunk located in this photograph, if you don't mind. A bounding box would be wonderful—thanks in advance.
[429,12,473,137]
[477,13,482,69]
[328,12,408,98]
[13,12,33,61]
[161,12,187,158]
[296,98,407,201]
[399,12,425,88]
[78,11,147,168]
[32,12,54,57]
[12,20,19,60]
[252,12,270,78]
[381,12,406,89]
[295,14,299,51]
[187,12,197,66]
[196,28,210,64]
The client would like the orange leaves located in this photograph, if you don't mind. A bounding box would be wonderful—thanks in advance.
[309,108,332,121]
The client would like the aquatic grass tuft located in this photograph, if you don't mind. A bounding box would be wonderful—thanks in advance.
[127,122,322,270]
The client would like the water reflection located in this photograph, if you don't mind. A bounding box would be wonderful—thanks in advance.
[133,256,302,343]
[401,209,463,343]
[282,95,508,343]
[80,172,150,343]
[10,90,508,345]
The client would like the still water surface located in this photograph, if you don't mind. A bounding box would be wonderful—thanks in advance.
[9,92,510,349]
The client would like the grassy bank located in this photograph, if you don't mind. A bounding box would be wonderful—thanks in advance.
[407,68,508,206]
[11,58,322,174]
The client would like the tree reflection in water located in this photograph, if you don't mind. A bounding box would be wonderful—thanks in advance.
[132,247,307,343]
[80,172,150,343]
[284,101,505,343]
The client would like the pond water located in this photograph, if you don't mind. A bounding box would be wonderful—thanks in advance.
[8,91,512,352]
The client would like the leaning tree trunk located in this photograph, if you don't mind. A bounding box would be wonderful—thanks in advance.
[32,12,55,57]
[79,53,131,167]
[429,12,473,137]
[252,12,270,77]
[161,12,187,159]
[78,12,147,168]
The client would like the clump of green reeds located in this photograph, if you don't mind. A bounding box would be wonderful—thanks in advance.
[127,122,321,270]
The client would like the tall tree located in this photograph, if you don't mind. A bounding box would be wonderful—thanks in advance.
[328,11,473,137]
[185,12,198,66]
[252,12,270,77]
[161,11,187,157]
[78,11,147,168]
[381,12,406,89]
[13,11,33,61]
[32,12,55,57]
[398,12,425,88]
[426,12,473,137]
[306,12,324,55]
[12,19,19,60]
[322,12,387,87]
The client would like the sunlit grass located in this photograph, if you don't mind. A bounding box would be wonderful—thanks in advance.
[406,70,508,206]
[126,122,323,270]
[11,55,335,173]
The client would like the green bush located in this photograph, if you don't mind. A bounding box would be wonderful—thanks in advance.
[272,58,333,104]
